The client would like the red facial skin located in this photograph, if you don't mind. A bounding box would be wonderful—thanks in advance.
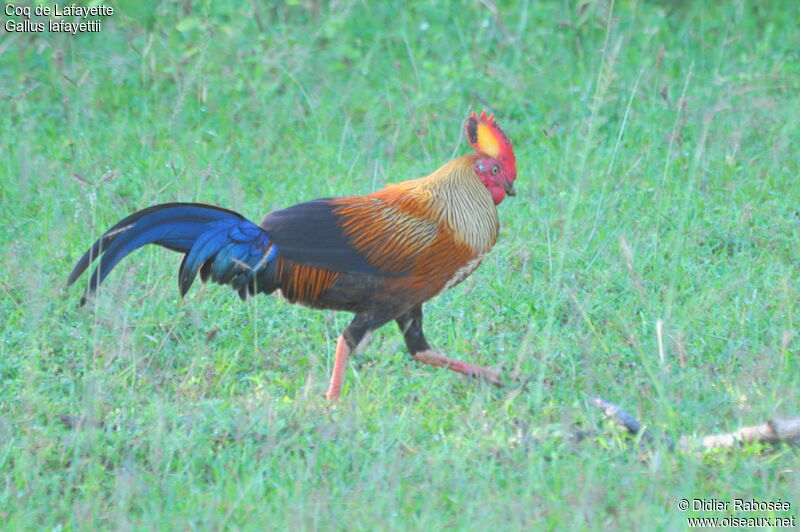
[473,157,516,205]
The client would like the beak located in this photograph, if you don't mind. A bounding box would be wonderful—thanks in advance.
[502,181,517,197]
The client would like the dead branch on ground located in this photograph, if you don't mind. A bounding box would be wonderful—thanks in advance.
[591,397,800,451]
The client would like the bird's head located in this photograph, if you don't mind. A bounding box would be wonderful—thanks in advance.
[466,110,517,205]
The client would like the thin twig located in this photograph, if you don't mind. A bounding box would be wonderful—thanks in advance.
[591,397,661,445]
[592,397,800,452]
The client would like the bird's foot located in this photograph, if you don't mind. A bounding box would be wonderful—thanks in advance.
[412,350,503,387]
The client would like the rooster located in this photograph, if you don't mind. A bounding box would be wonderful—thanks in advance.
[68,111,517,400]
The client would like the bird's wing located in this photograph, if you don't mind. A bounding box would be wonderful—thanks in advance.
[260,191,440,276]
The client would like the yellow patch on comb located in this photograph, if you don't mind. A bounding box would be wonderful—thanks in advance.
[465,110,516,180]
[476,121,500,158]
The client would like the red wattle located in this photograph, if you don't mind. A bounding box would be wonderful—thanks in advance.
[489,185,505,205]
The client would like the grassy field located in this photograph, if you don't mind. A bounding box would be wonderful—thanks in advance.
[1,0,799,529]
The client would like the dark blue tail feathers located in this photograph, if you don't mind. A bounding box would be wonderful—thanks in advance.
[68,203,280,305]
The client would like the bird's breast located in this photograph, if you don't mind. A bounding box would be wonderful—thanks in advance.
[441,253,487,293]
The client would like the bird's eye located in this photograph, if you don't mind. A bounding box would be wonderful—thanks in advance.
[477,163,486,172]
[491,165,499,175]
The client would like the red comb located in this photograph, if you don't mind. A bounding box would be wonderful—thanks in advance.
[465,110,516,180]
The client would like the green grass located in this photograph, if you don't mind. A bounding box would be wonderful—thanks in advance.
[1,0,799,529]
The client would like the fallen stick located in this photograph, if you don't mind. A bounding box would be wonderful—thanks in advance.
[590,397,665,446]
[591,397,800,451]
[686,417,800,450]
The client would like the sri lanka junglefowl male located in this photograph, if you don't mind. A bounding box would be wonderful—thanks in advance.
[68,111,517,400]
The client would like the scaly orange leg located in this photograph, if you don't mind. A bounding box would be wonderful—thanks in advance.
[325,335,350,401]
[412,349,503,386]
[397,305,503,387]
[325,314,386,401]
